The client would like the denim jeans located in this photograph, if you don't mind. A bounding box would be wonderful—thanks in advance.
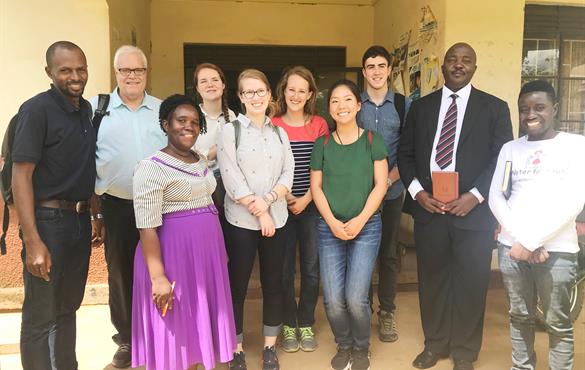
[20,207,91,370]
[318,214,382,350]
[282,203,320,328]
[499,244,577,370]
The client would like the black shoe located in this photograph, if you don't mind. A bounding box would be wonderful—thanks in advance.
[412,349,447,369]
[262,346,280,370]
[229,351,247,370]
[351,348,371,370]
[453,358,474,370]
[111,343,131,368]
[330,346,352,370]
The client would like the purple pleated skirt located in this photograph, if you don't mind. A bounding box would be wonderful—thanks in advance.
[132,205,236,370]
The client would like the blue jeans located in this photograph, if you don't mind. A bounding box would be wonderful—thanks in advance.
[318,214,382,350]
[499,244,577,370]
[282,203,320,327]
[20,207,91,370]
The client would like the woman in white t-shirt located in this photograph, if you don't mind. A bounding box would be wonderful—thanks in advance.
[193,63,236,212]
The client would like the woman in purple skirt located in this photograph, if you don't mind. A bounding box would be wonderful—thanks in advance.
[131,94,237,370]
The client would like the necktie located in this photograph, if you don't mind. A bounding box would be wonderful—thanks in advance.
[435,94,458,169]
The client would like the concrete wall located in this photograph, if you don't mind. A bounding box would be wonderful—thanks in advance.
[0,0,110,139]
[444,0,524,131]
[149,0,374,99]
[373,0,524,134]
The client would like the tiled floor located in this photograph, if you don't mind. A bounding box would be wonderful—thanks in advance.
[1,289,583,370]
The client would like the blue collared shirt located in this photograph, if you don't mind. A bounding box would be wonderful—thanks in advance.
[91,89,167,200]
[358,90,411,200]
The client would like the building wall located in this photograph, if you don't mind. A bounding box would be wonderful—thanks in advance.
[106,0,151,89]
[149,0,374,99]
[444,0,524,131]
[374,0,447,65]
[373,0,524,134]
[0,0,110,138]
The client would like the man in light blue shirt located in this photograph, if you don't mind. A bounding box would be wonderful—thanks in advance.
[90,45,166,369]
[357,45,411,344]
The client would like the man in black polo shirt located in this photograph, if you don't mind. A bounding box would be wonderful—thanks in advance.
[12,41,96,370]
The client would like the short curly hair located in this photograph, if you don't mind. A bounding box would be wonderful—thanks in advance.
[159,94,207,134]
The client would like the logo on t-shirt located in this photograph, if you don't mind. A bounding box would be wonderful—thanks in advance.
[526,150,544,167]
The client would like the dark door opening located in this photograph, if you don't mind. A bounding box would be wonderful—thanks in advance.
[183,43,359,120]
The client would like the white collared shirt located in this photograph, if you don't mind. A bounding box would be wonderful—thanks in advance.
[217,113,295,230]
[408,83,484,202]
[193,104,235,172]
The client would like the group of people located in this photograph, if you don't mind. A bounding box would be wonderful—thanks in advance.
[10,38,584,370]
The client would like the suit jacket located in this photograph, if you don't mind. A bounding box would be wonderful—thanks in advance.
[398,86,513,231]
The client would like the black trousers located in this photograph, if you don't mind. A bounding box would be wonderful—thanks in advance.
[369,194,404,312]
[414,214,494,362]
[20,207,91,370]
[281,203,320,327]
[225,222,286,339]
[102,194,139,345]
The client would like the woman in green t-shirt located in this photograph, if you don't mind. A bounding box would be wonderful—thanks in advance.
[310,79,388,370]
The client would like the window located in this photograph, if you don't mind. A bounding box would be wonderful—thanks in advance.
[523,5,585,135]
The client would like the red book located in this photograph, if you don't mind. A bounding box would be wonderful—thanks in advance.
[432,171,459,203]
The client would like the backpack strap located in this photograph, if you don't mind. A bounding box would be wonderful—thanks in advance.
[232,119,241,149]
[393,92,406,133]
[233,119,283,149]
[272,125,283,144]
[0,204,8,255]
[368,129,373,145]
[92,94,110,136]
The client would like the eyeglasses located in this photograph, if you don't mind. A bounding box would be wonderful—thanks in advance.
[117,68,147,77]
[240,89,268,99]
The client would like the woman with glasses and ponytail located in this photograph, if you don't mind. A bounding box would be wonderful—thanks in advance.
[217,69,294,370]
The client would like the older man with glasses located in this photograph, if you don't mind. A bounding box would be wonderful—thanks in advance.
[89,45,166,368]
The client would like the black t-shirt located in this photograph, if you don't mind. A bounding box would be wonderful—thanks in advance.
[12,84,96,201]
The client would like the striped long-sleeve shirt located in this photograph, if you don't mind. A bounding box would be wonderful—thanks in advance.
[272,115,329,197]
[133,150,216,229]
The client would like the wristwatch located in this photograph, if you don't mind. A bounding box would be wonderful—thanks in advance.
[387,178,393,187]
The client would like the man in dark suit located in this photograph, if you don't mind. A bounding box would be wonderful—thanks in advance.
[398,43,513,370]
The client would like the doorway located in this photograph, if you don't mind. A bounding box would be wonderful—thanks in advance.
[183,43,360,121]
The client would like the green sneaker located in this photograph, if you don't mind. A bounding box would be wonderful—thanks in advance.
[280,325,299,353]
[298,326,318,351]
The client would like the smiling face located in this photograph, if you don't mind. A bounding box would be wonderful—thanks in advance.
[518,91,557,141]
[163,104,201,151]
[362,55,391,91]
[284,74,313,114]
[45,47,88,105]
[441,43,477,91]
[239,77,271,116]
[196,67,225,103]
[115,52,147,100]
[329,84,361,126]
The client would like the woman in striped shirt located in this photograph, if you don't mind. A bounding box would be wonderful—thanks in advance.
[272,66,329,353]
[131,95,236,370]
